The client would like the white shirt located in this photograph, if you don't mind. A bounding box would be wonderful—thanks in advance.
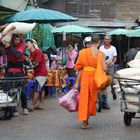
[99,45,117,63]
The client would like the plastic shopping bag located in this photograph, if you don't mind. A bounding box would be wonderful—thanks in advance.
[58,89,79,112]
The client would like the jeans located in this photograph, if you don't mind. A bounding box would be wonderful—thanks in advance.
[102,95,108,107]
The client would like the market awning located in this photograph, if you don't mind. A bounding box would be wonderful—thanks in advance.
[0,0,28,12]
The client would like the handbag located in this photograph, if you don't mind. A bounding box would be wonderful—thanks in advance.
[94,51,112,90]
[58,89,79,112]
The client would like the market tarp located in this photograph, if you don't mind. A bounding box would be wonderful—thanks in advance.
[106,28,140,37]
[0,0,28,11]
[38,24,55,51]
[52,25,93,33]
[106,29,133,36]
[3,8,77,23]
[127,29,140,37]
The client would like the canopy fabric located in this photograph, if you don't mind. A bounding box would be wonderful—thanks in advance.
[106,29,133,36]
[52,25,93,33]
[0,0,28,12]
[106,28,140,37]
[127,29,140,37]
[3,8,77,23]
[38,24,55,51]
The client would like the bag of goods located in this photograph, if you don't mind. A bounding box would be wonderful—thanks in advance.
[134,51,140,60]
[58,89,79,112]
[127,60,140,68]
[116,68,140,78]
[0,90,12,103]
[2,22,36,42]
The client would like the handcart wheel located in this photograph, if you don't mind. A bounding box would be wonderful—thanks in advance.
[112,93,117,100]
[96,93,102,112]
[111,84,117,100]
[131,113,136,118]
[124,112,132,126]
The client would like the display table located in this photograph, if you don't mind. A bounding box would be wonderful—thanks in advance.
[46,67,67,87]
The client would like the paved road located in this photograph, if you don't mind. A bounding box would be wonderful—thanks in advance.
[0,93,140,140]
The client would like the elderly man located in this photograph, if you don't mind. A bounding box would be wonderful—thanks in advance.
[99,35,117,109]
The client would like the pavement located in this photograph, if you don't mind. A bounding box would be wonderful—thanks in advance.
[0,93,140,140]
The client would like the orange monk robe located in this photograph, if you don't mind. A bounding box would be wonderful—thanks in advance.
[75,47,99,121]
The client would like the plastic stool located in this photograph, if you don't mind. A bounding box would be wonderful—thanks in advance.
[26,80,35,98]
[114,64,120,73]
[64,77,76,92]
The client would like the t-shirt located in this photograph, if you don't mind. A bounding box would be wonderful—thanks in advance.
[66,49,77,68]
[30,49,48,77]
[99,45,117,63]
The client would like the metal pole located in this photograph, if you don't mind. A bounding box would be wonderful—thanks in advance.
[62,32,66,65]
[128,37,131,52]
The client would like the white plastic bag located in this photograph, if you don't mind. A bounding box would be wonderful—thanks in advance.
[0,90,12,103]
[58,89,79,112]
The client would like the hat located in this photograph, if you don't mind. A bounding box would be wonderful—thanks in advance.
[25,38,39,49]
[83,36,91,47]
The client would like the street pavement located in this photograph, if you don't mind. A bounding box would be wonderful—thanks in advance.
[0,93,140,140]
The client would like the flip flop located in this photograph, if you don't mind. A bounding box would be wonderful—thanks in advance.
[34,106,44,110]
[81,125,91,129]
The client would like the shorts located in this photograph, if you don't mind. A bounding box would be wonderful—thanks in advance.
[33,80,45,94]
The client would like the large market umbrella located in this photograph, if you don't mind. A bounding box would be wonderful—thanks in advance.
[106,29,133,36]
[127,29,140,37]
[2,8,77,23]
[52,25,93,33]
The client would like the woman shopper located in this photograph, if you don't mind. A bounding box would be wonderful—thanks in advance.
[25,39,48,110]
[74,34,107,129]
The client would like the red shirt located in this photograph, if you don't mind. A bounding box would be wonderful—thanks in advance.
[30,49,48,77]
[6,42,25,73]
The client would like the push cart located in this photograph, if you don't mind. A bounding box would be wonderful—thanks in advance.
[115,77,140,126]
[0,77,26,119]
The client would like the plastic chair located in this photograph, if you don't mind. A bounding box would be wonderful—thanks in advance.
[64,77,76,92]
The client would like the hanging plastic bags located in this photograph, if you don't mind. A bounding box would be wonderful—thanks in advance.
[58,89,79,112]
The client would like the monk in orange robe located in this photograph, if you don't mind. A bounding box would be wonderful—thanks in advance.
[74,34,106,129]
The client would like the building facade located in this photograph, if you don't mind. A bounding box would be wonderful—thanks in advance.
[38,0,140,28]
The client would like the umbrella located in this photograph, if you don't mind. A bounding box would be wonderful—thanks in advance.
[2,8,77,23]
[51,25,93,33]
[106,29,133,36]
[106,29,134,65]
[127,29,140,37]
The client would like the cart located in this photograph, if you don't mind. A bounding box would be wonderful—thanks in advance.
[115,77,140,126]
[0,77,26,119]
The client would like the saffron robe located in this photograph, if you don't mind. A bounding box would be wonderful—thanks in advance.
[75,47,103,121]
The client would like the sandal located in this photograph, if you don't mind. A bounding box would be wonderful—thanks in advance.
[81,120,91,129]
[34,106,44,110]
[81,125,91,129]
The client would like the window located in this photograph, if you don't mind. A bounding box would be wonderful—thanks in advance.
[65,0,79,15]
